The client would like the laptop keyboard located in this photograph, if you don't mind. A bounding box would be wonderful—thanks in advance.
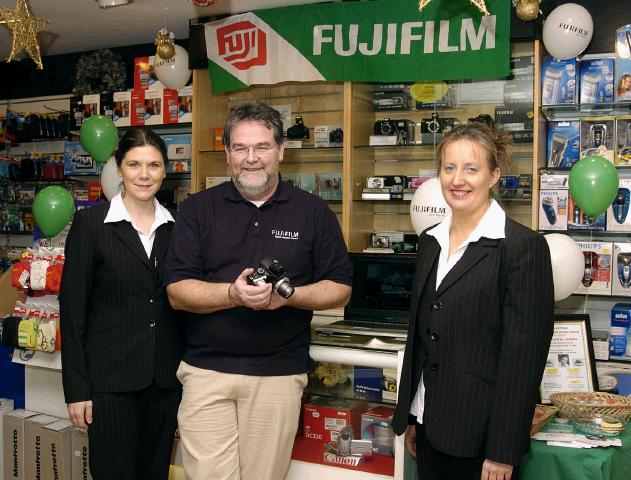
[339,320,406,330]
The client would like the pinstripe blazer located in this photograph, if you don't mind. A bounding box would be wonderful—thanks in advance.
[392,218,554,466]
[60,203,184,404]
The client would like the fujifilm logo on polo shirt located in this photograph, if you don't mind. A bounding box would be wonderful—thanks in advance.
[272,229,299,240]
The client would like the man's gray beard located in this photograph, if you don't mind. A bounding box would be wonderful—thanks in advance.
[233,172,276,199]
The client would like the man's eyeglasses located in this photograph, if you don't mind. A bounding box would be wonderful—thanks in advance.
[229,144,277,159]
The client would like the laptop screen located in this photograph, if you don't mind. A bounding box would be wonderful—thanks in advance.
[345,253,417,326]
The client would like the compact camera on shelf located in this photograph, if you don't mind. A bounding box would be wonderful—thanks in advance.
[468,114,495,127]
[247,258,295,298]
[373,118,415,144]
[420,113,458,134]
[329,127,343,144]
[286,116,309,140]
[370,233,391,248]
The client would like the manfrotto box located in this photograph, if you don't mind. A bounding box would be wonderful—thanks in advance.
[23,414,60,480]
[3,410,39,480]
[0,398,15,475]
[39,419,73,480]
[71,427,92,480]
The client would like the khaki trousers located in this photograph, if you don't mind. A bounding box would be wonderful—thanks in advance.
[176,361,307,480]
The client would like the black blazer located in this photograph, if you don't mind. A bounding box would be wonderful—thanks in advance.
[60,203,184,404]
[392,218,554,466]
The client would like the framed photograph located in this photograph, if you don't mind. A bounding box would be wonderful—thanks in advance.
[540,314,599,404]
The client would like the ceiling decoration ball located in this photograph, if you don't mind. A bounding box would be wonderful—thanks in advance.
[513,0,541,22]
[418,0,489,16]
[155,28,175,60]
[189,0,216,6]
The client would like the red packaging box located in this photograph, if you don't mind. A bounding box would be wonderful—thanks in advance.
[303,397,367,443]
[130,90,145,126]
[134,56,151,90]
[88,181,102,201]
[163,88,179,124]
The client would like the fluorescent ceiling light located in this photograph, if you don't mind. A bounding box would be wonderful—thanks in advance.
[97,0,130,8]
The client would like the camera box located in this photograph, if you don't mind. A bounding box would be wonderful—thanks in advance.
[360,405,395,456]
[0,399,15,475]
[540,173,569,190]
[612,243,631,297]
[3,410,38,480]
[133,56,162,90]
[143,88,163,125]
[82,94,100,119]
[162,88,179,125]
[303,397,367,443]
[615,117,631,165]
[610,303,631,359]
[567,193,606,231]
[503,54,535,105]
[130,89,145,126]
[282,172,317,194]
[578,55,615,104]
[498,174,531,200]
[574,241,612,295]
[539,190,568,231]
[178,85,193,123]
[606,178,631,232]
[366,176,407,189]
[547,121,580,168]
[541,56,577,105]
[592,330,610,361]
[162,134,192,174]
[112,91,131,127]
[413,82,456,108]
[71,427,92,480]
[580,118,614,162]
[317,173,342,201]
[314,124,343,148]
[354,367,383,402]
[64,142,98,175]
[494,104,533,143]
[372,90,410,111]
[23,414,60,480]
[615,24,631,102]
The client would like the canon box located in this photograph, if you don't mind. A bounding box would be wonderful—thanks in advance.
[303,397,367,443]
[360,406,395,456]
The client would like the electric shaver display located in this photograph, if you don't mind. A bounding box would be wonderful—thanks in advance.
[613,244,631,296]
[615,118,631,165]
[547,121,579,168]
[618,253,631,289]
[607,181,631,231]
[582,252,595,288]
[579,57,615,104]
[574,242,612,295]
[541,56,577,105]
[542,197,557,225]
[590,124,606,148]
[580,119,614,162]
[612,189,630,224]
[539,190,568,231]
[549,134,569,167]
[580,72,601,104]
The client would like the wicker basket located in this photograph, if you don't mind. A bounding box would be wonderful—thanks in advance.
[550,392,631,422]
[530,404,558,436]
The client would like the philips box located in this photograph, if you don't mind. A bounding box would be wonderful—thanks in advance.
[614,24,631,103]
[539,190,568,231]
[23,414,60,480]
[360,405,395,456]
[71,428,92,480]
[580,118,614,163]
[567,193,606,231]
[574,241,612,295]
[541,56,577,105]
[3,410,38,480]
[547,121,580,168]
[610,303,631,359]
[612,243,631,297]
[303,397,367,443]
[606,178,631,232]
[540,173,569,190]
[615,116,631,165]
[578,56,614,104]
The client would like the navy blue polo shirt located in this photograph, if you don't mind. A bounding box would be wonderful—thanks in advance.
[164,179,352,376]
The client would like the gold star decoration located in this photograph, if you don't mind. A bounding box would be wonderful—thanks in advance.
[419,0,490,16]
[0,0,50,69]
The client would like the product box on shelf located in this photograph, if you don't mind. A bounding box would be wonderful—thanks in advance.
[23,414,60,480]
[540,173,569,190]
[547,121,580,168]
[70,427,92,480]
[3,409,38,480]
[580,118,614,162]
[503,54,535,105]
[162,88,179,125]
[133,56,162,90]
[162,134,192,174]
[360,405,395,456]
[205,176,231,189]
[498,174,531,200]
[282,173,317,194]
[178,85,193,123]
[354,367,383,402]
[64,142,98,175]
[597,362,631,395]
[538,190,568,231]
[82,94,101,119]
[541,56,577,105]
[412,82,456,109]
[303,397,367,443]
[610,303,631,359]
[130,90,145,127]
[0,399,14,474]
[615,117,631,165]
[317,173,342,201]
[606,178,631,231]
[578,56,615,104]
[34,419,73,480]
[372,90,410,111]
[143,88,163,125]
[567,194,606,231]
[612,243,631,297]
[112,91,131,127]
[314,124,343,148]
[494,104,534,143]
[592,330,610,361]
[574,241,612,295]
[614,24,631,102]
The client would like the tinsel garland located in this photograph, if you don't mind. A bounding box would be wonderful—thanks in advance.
[72,49,126,96]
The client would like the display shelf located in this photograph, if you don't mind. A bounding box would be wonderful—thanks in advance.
[542,101,631,121]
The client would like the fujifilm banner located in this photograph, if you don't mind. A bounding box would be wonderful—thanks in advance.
[204,0,509,94]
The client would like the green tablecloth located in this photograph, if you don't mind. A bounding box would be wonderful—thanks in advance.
[519,425,631,480]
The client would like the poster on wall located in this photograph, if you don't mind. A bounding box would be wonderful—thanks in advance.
[204,0,510,94]
[540,315,599,404]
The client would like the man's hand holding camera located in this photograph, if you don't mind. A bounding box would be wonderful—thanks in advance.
[228,268,292,311]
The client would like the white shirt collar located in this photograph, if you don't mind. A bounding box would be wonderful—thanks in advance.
[104,192,174,226]
[427,199,506,251]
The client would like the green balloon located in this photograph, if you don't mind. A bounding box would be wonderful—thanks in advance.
[569,155,619,216]
[79,115,119,165]
[32,186,76,238]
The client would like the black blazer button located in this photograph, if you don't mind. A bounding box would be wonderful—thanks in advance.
[430,364,438,371]
[430,332,439,341]
[431,301,443,311]
[149,321,156,327]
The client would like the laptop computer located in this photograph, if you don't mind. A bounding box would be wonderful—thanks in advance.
[315,252,416,339]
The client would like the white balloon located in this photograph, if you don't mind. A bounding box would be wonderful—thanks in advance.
[542,3,593,60]
[154,44,192,90]
[100,157,122,201]
[544,233,584,301]
[409,177,451,234]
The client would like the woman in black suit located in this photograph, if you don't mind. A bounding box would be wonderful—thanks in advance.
[60,128,183,480]
[392,123,554,480]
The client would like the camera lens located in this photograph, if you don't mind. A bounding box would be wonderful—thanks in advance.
[379,122,393,135]
[274,278,294,298]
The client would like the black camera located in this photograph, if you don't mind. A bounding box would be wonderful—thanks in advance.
[329,127,343,144]
[247,258,295,299]
[374,118,399,136]
[420,112,444,134]
[374,118,415,144]
[286,115,309,140]
[468,114,494,127]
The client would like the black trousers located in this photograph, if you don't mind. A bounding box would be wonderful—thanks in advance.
[88,381,181,480]
[415,423,484,480]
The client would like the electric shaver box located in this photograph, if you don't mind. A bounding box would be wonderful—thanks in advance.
[606,178,631,231]
[615,117,631,165]
[610,303,631,359]
[547,121,580,168]
[612,244,631,297]
[3,409,38,480]
[567,193,606,231]
[580,118,614,163]
[541,56,577,105]
[614,24,631,103]
[578,55,614,104]
[574,241,612,295]
[539,190,568,231]
[303,397,367,443]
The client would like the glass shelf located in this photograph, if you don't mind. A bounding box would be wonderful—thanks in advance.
[542,101,631,120]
